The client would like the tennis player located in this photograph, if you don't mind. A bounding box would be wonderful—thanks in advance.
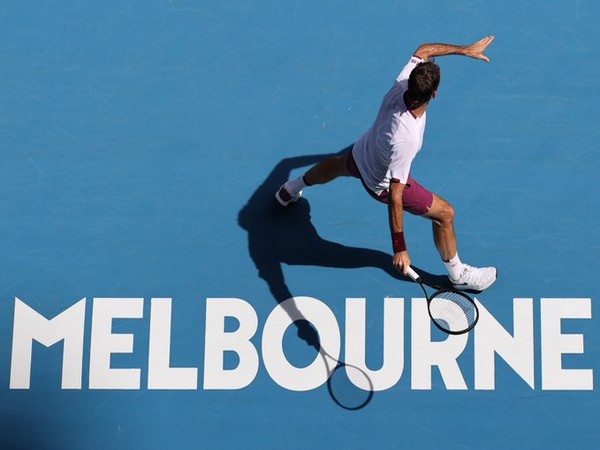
[275,36,497,293]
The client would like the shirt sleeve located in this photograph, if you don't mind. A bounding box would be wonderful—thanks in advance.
[396,56,425,83]
[388,141,416,185]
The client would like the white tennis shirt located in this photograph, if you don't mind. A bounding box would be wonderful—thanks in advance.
[352,56,426,194]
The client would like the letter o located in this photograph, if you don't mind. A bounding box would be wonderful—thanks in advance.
[262,297,341,391]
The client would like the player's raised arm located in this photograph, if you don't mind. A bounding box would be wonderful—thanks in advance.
[414,36,495,62]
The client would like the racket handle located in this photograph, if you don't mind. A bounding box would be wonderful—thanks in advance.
[405,266,420,282]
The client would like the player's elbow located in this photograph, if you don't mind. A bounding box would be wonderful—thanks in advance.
[413,45,430,60]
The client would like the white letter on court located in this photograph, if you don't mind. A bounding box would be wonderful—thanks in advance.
[10,298,86,389]
[345,297,404,391]
[541,298,593,390]
[148,298,198,389]
[411,299,468,390]
[89,298,144,389]
[474,298,534,389]
[203,298,259,389]
[262,297,341,392]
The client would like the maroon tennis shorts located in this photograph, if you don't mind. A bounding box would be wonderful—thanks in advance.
[345,146,433,216]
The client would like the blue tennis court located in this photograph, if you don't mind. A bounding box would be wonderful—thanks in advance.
[0,0,598,448]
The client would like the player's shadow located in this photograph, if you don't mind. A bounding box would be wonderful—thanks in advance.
[238,150,448,317]
[238,150,449,409]
[239,151,389,310]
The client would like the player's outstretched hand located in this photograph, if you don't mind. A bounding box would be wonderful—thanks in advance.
[465,36,495,62]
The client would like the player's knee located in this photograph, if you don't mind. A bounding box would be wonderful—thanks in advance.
[445,203,455,224]
[437,201,455,225]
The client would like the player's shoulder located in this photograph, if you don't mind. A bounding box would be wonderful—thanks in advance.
[396,55,425,83]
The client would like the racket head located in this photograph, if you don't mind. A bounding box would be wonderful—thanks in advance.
[427,289,479,335]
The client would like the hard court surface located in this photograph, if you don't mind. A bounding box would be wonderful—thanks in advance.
[0,1,598,449]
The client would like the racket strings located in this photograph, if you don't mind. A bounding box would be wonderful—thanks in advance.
[429,290,478,333]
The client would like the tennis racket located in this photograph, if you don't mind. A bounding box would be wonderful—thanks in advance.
[405,266,479,335]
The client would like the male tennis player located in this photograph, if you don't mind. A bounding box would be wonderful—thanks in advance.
[275,36,497,293]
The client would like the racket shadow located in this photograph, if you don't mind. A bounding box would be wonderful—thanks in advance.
[238,151,382,409]
[297,319,374,411]
[322,351,374,411]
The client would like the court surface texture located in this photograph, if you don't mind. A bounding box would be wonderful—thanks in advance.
[0,1,598,449]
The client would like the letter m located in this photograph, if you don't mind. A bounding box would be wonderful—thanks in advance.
[10,298,86,389]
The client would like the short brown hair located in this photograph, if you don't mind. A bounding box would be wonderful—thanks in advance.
[407,61,441,108]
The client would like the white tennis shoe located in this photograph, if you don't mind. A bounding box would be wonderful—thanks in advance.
[275,184,302,206]
[449,264,497,293]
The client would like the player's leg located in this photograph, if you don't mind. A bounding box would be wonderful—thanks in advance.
[304,154,351,185]
[404,179,498,292]
[276,146,354,206]
[424,194,497,291]
[401,181,460,271]
[422,194,458,262]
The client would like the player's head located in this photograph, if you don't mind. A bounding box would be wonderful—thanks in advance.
[407,61,441,108]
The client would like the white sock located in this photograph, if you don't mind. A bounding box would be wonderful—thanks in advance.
[285,175,307,195]
[444,254,464,279]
